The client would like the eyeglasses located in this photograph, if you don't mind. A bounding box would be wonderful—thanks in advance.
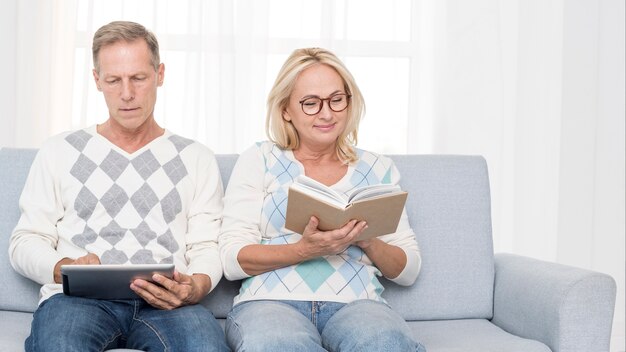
[298,93,351,116]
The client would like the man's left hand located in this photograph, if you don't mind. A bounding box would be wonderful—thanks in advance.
[130,272,211,310]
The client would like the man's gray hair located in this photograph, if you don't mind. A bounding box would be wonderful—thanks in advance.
[92,21,160,73]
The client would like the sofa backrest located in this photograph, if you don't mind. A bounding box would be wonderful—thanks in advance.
[382,155,495,320]
[0,148,40,313]
[0,148,495,321]
[201,154,496,321]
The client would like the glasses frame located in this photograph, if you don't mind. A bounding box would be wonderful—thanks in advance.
[298,93,352,116]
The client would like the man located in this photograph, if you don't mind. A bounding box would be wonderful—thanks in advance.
[9,21,229,352]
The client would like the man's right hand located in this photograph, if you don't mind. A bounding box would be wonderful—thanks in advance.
[53,253,100,283]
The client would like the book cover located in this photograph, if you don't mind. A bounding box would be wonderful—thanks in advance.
[284,176,408,241]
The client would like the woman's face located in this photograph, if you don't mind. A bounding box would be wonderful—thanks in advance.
[283,64,349,152]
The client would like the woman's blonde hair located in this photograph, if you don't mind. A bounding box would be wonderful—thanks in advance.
[265,48,365,164]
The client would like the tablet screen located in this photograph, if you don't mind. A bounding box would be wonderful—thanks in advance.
[61,264,175,300]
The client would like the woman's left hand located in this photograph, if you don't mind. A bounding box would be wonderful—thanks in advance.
[354,238,407,279]
[130,272,211,310]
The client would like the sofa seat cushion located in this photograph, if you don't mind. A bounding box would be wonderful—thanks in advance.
[408,319,551,352]
[0,311,32,351]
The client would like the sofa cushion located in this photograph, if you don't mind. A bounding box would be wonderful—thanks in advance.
[408,319,551,351]
[383,155,495,321]
[0,148,40,313]
[0,308,34,350]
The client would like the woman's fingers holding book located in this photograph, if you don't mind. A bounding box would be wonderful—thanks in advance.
[300,218,365,256]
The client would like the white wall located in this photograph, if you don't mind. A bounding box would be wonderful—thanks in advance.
[0,0,16,146]
[559,1,625,350]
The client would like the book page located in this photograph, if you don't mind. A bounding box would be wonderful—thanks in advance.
[347,184,401,202]
[292,175,347,207]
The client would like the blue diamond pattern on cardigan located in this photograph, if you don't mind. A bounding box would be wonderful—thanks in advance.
[295,258,336,292]
[258,271,282,292]
[350,159,381,189]
[345,245,364,260]
[269,150,299,185]
[337,260,367,295]
[263,190,288,233]
[234,142,395,304]
[348,264,371,296]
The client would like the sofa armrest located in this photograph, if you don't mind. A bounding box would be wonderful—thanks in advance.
[492,253,616,352]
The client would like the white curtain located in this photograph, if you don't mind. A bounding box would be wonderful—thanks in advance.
[2,0,624,349]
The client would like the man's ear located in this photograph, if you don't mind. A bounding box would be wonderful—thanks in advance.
[157,63,165,86]
[92,69,102,91]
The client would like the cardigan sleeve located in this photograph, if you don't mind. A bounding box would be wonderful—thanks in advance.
[183,146,224,293]
[218,144,267,280]
[375,158,422,286]
[9,142,67,285]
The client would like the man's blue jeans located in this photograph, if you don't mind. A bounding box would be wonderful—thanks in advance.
[25,294,230,352]
[225,299,426,352]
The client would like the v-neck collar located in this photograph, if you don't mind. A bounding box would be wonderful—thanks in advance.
[285,148,354,189]
[88,124,171,158]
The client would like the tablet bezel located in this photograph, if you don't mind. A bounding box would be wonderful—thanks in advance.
[61,263,175,300]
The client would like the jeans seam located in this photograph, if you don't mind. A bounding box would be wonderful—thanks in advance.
[132,301,168,352]
[226,311,244,351]
[311,301,317,330]
[99,331,123,352]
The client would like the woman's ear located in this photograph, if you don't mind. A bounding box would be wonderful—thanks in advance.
[282,109,291,122]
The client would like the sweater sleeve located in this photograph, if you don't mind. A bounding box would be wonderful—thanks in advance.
[9,144,66,285]
[218,145,266,281]
[376,158,422,286]
[184,147,224,293]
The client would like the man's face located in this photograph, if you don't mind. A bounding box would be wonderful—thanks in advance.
[93,39,164,132]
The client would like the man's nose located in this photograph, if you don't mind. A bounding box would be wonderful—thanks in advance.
[121,80,135,101]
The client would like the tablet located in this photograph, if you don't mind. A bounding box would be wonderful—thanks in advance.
[61,264,175,300]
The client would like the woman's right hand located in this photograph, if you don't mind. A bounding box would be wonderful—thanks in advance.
[294,216,367,260]
[237,217,366,276]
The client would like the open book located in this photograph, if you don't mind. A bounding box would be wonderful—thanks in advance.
[284,175,408,241]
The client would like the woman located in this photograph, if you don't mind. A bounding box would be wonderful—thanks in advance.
[219,48,425,352]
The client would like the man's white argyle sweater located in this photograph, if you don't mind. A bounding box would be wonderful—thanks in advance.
[10,125,224,303]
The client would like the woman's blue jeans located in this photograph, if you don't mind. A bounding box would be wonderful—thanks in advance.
[25,293,230,352]
[225,299,426,352]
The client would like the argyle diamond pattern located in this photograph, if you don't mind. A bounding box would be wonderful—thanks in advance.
[236,143,392,303]
[64,131,191,264]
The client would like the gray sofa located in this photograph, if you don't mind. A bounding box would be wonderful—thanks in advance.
[0,147,616,352]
